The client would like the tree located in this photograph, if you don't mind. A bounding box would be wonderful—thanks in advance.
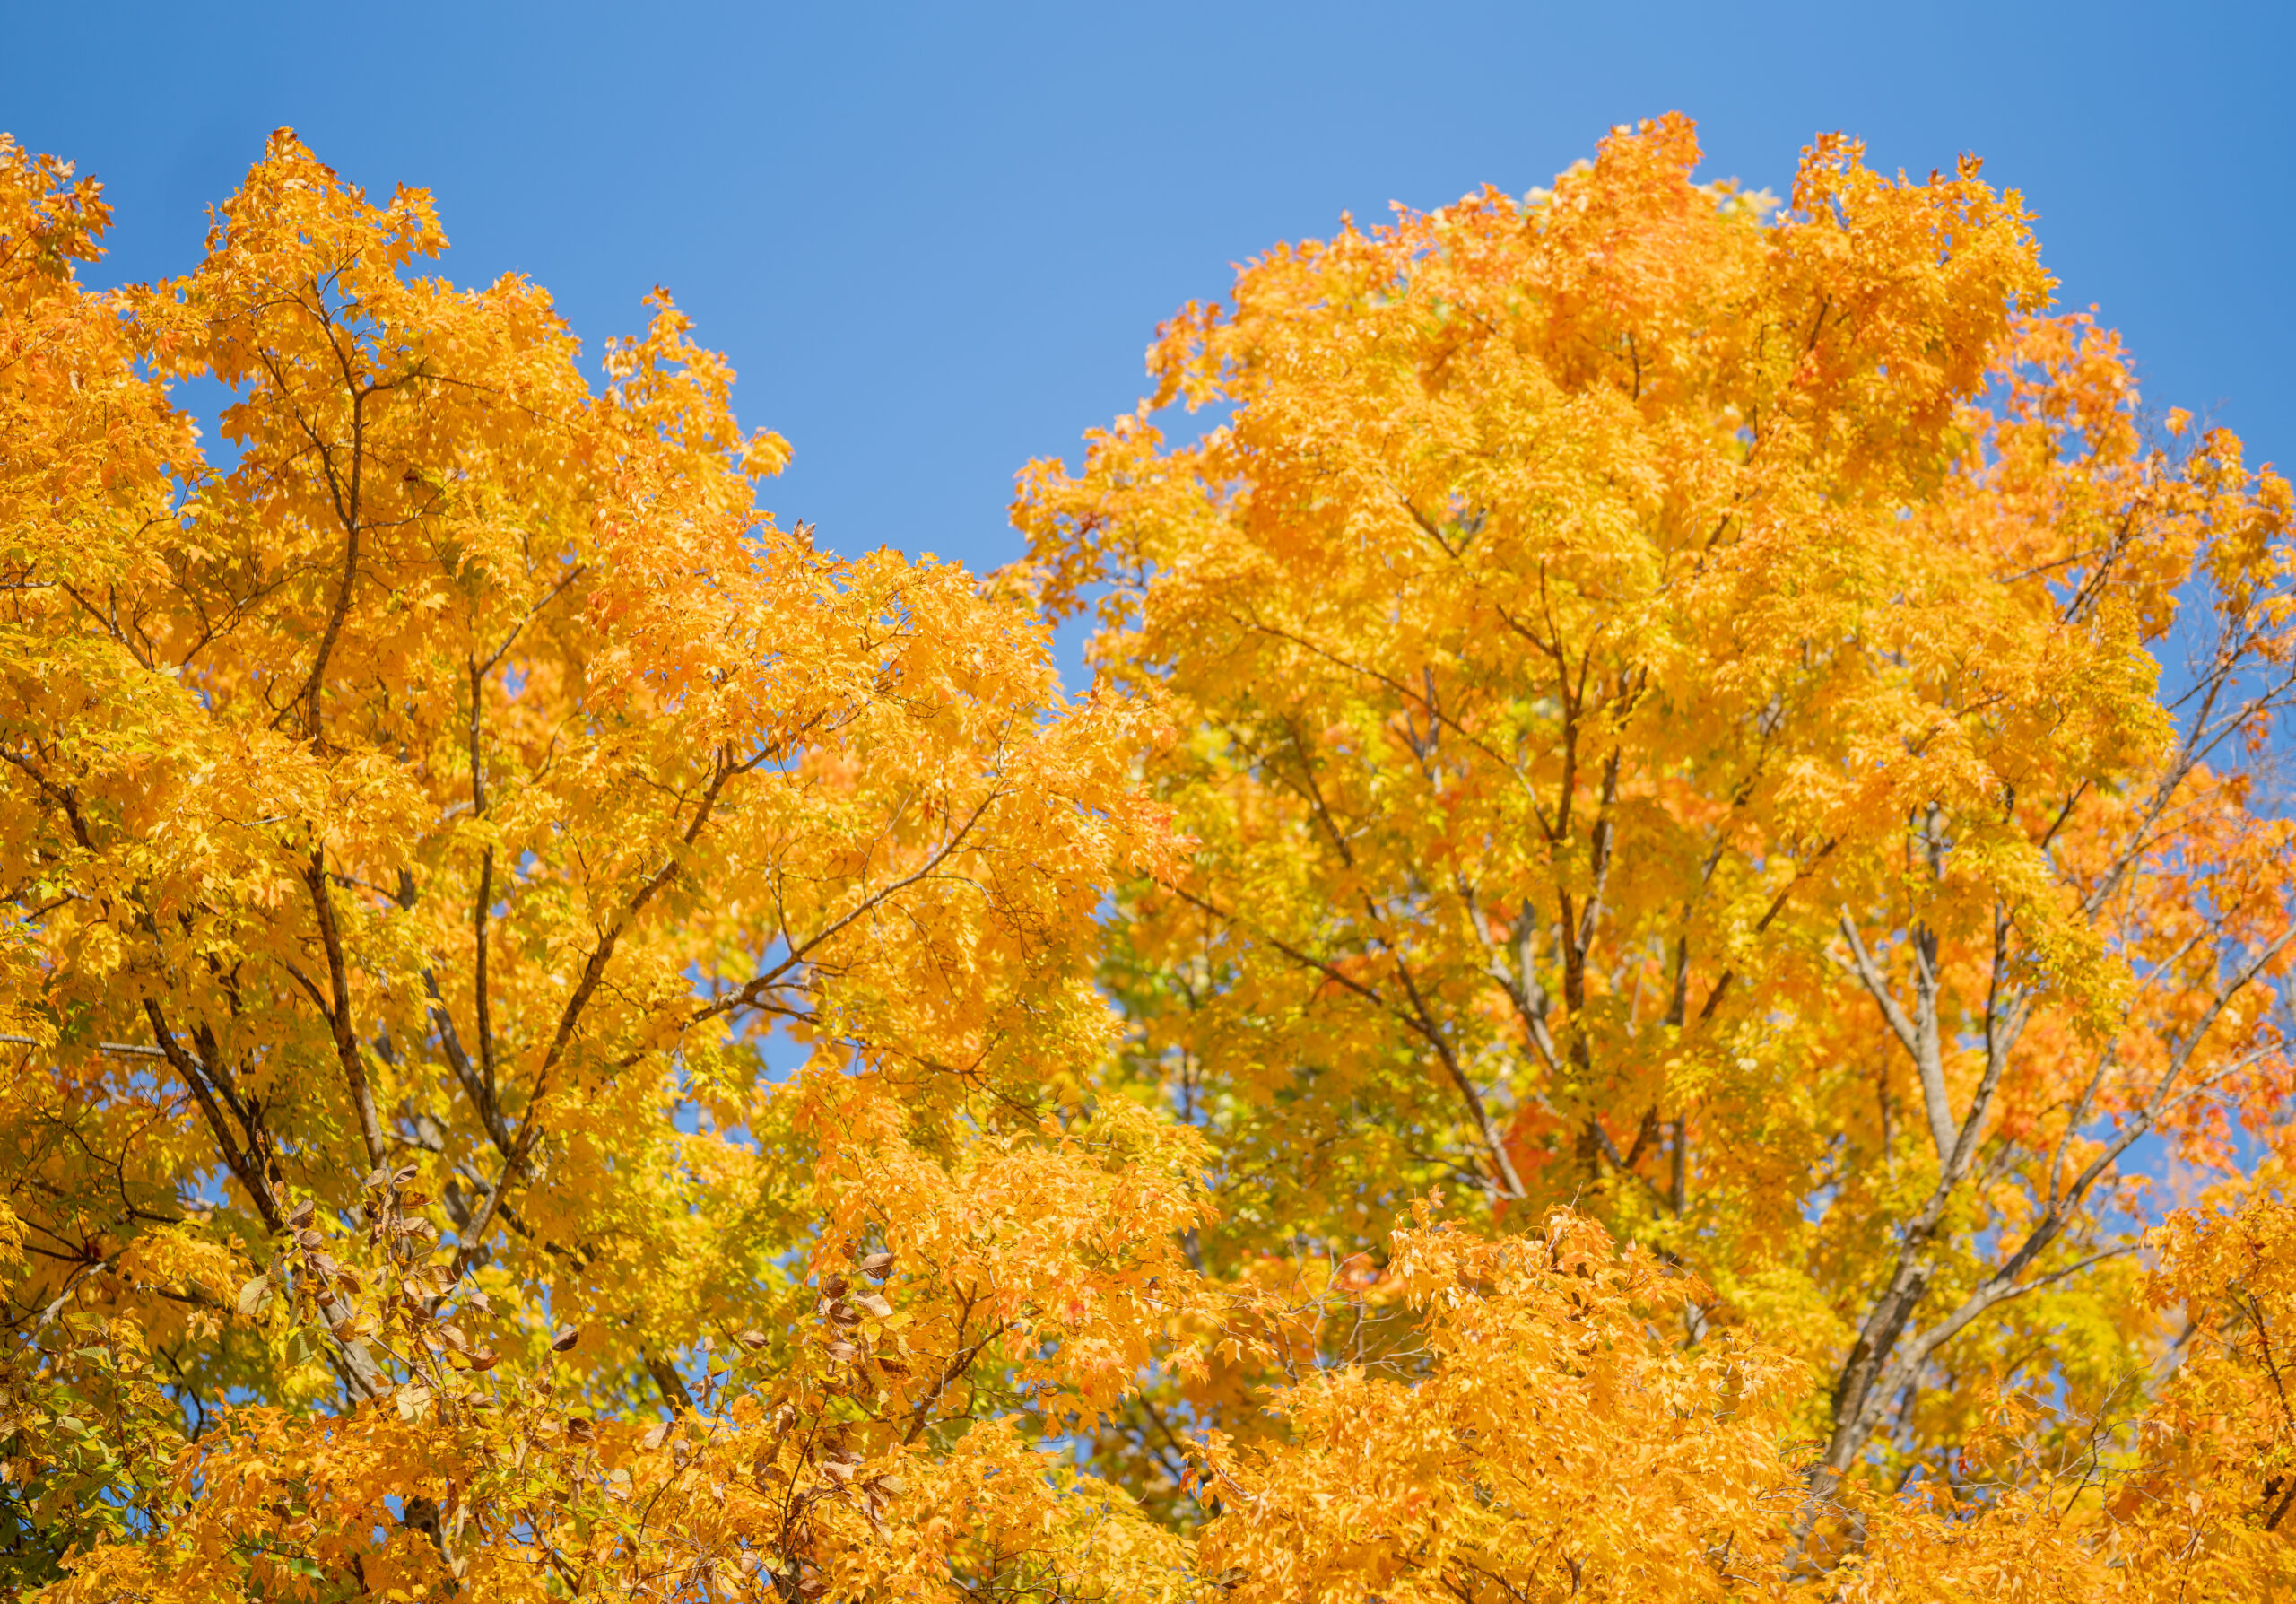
[7,112,2296,1604]
[1015,115,2296,1592]
[1,130,1201,1601]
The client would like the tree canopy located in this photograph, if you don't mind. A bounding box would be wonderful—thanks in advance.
[5,115,2296,1601]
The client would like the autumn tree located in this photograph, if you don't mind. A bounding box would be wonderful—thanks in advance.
[0,131,1204,1601]
[1016,115,2296,1593]
[9,111,2296,1604]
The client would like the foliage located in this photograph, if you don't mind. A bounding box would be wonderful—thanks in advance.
[4,113,2296,1600]
[0,128,1197,1601]
[1015,114,2296,1594]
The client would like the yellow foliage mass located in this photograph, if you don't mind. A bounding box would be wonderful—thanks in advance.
[4,115,2296,1601]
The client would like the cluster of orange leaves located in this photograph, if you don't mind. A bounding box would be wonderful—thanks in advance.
[4,113,2296,1601]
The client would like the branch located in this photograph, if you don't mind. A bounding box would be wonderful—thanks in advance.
[0,1033,165,1059]
[304,851,387,1172]
[692,789,1004,1026]
[1835,912,1956,1163]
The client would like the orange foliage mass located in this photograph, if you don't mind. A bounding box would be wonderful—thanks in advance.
[4,115,2296,1600]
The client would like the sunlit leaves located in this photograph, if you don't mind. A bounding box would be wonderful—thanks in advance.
[2,129,1190,1601]
[1020,114,2296,1596]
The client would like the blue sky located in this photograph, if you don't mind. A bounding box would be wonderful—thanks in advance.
[4,0,2289,597]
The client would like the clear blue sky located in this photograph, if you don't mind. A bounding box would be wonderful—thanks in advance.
[4,1,2288,585]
